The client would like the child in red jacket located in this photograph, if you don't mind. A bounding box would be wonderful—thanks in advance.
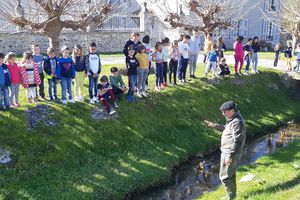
[5,52,21,107]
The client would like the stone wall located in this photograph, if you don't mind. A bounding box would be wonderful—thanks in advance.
[0,31,146,55]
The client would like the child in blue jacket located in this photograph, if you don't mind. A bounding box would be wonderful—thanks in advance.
[0,52,11,111]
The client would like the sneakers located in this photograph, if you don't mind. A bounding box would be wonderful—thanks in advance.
[142,91,147,97]
[127,95,135,102]
[137,92,142,98]
[113,101,119,108]
[62,100,68,105]
[238,72,243,76]
[90,98,95,104]
[245,70,250,76]
[109,109,116,115]
[93,97,99,103]
[0,107,4,111]
[69,99,75,104]
[155,87,161,91]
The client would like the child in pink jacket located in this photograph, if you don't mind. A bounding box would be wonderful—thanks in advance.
[233,36,244,75]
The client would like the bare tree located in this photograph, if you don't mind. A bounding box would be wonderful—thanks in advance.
[148,0,250,37]
[0,0,139,50]
[278,0,300,49]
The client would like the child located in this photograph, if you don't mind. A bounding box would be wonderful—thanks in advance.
[218,58,230,76]
[169,40,179,85]
[97,75,118,115]
[5,52,21,107]
[152,42,163,90]
[161,37,170,87]
[233,36,244,75]
[203,33,214,63]
[294,43,300,72]
[56,46,75,105]
[19,52,41,104]
[85,42,101,104]
[135,45,149,97]
[217,36,226,61]
[31,44,45,99]
[142,35,152,87]
[243,38,253,76]
[43,47,58,101]
[178,34,191,83]
[284,41,293,71]
[72,44,86,101]
[274,43,281,67]
[0,52,11,111]
[109,67,126,97]
[251,36,260,74]
[205,44,218,77]
[126,45,139,102]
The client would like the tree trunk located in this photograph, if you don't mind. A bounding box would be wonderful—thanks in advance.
[48,36,60,51]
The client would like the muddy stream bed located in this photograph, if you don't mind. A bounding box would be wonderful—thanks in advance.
[130,123,300,200]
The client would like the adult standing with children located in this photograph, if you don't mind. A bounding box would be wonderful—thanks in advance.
[189,30,202,78]
[123,32,142,56]
[204,101,246,200]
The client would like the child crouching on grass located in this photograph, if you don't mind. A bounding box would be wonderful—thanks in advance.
[217,58,230,76]
[20,52,41,104]
[97,75,118,115]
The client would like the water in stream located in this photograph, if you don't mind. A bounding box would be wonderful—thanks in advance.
[132,124,300,200]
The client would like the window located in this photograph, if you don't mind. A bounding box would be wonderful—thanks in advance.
[263,20,274,41]
[265,0,276,11]
[230,19,248,38]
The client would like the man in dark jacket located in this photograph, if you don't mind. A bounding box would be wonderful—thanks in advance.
[205,101,246,200]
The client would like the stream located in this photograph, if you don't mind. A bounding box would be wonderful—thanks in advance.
[131,123,300,200]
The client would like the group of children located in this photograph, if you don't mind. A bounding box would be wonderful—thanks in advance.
[0,43,123,114]
[1,31,299,112]
[281,42,300,72]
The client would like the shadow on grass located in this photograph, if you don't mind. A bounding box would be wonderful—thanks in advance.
[0,70,300,199]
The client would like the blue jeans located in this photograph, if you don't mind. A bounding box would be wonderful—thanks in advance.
[245,56,250,71]
[61,77,73,101]
[0,86,10,108]
[88,75,99,99]
[154,63,163,87]
[189,54,198,75]
[137,68,149,92]
[128,75,137,96]
[252,52,258,71]
[48,78,57,100]
[178,56,189,80]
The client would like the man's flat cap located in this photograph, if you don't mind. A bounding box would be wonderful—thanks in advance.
[219,101,236,111]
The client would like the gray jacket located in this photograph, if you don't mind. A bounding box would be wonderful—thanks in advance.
[189,36,201,55]
[221,111,246,156]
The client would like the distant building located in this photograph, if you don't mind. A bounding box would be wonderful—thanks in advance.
[0,0,284,53]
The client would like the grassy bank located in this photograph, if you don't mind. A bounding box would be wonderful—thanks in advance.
[200,141,300,200]
[0,64,300,199]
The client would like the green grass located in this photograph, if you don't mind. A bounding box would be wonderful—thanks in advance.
[0,63,300,199]
[200,141,300,200]
[224,51,275,60]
